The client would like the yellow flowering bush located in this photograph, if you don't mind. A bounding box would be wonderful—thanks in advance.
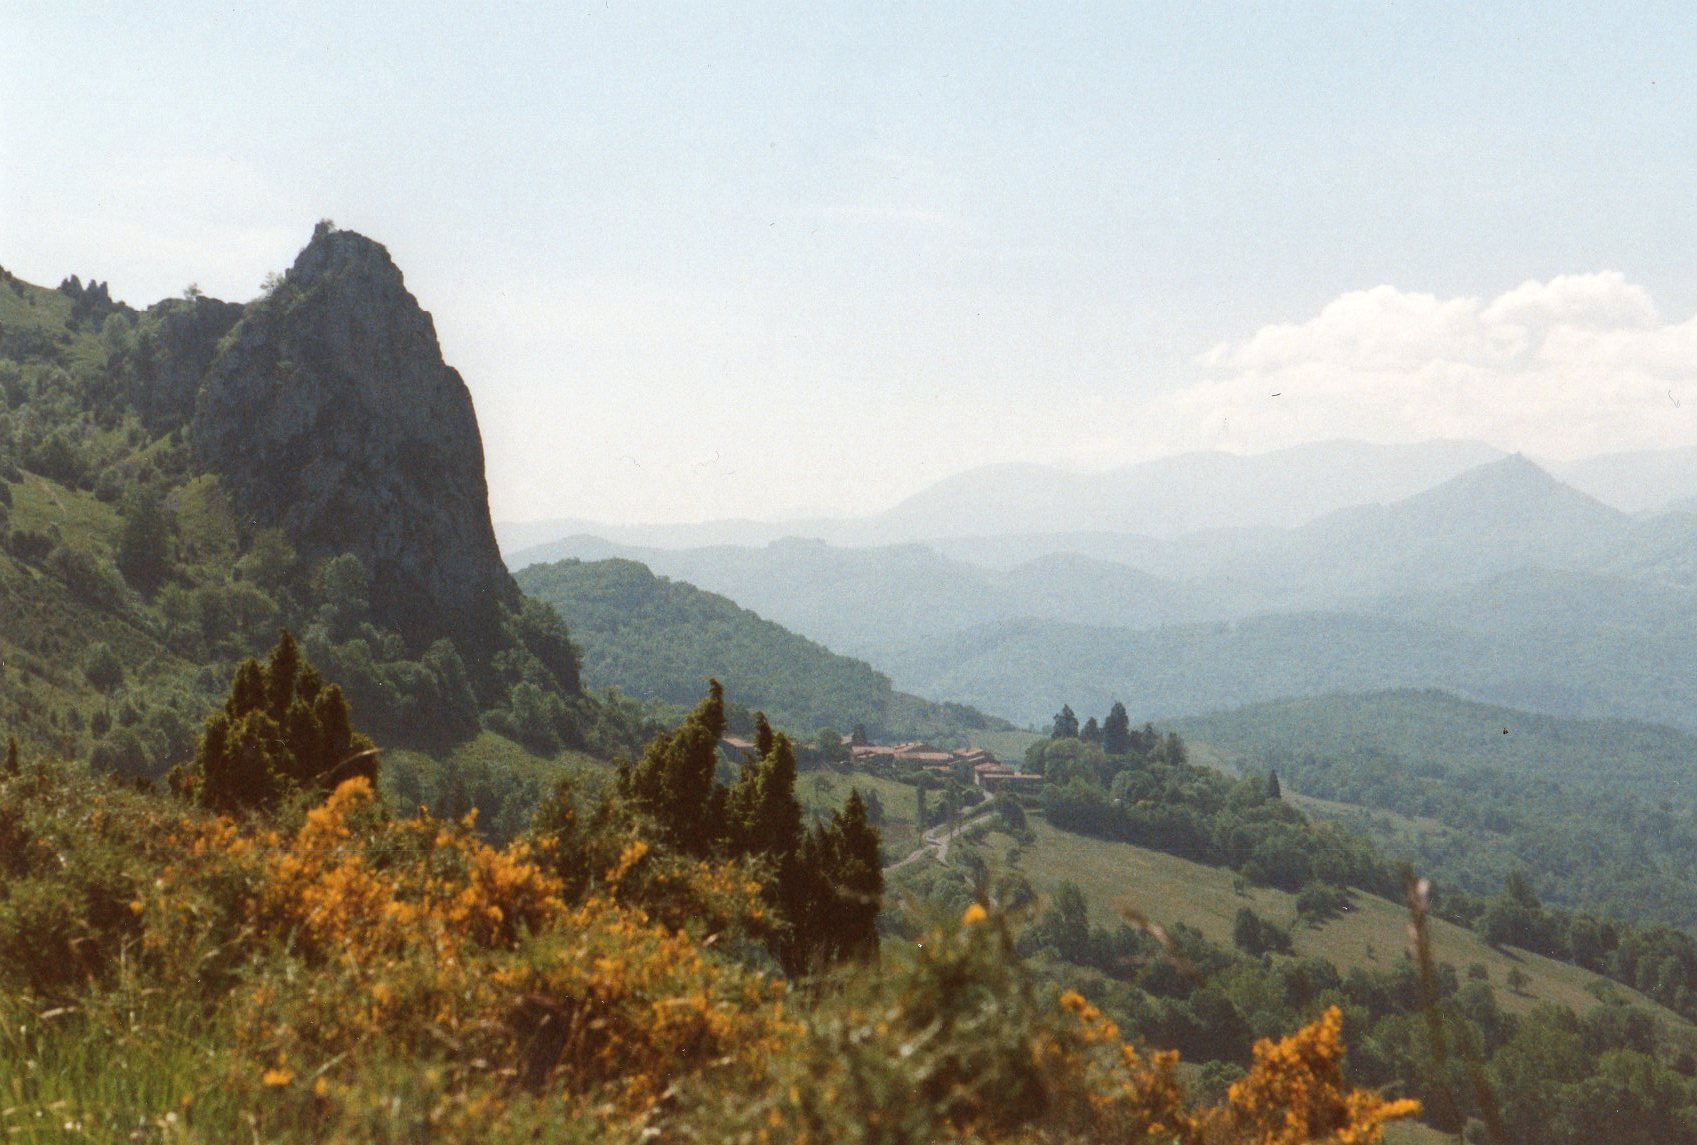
[2,760,1419,1142]
[1208,1005,1422,1145]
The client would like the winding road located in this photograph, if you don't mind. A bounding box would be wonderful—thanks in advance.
[885,795,1000,872]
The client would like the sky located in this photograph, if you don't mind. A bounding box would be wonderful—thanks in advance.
[4,3,1696,524]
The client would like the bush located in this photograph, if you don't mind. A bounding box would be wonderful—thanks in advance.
[47,541,124,605]
[6,527,51,563]
[81,641,124,692]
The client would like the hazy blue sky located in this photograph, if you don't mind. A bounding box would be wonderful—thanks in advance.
[4,3,1696,522]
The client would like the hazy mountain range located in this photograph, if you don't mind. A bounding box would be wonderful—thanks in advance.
[499,437,1697,557]
[507,449,1697,731]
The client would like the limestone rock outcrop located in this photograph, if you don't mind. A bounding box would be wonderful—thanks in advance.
[193,227,517,654]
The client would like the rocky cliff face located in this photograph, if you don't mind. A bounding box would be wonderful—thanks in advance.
[135,295,245,432]
[193,227,517,654]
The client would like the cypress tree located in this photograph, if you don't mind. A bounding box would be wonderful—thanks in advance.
[1051,704,1079,740]
[824,789,884,963]
[754,711,776,759]
[620,679,726,856]
[1102,701,1131,756]
[175,630,374,813]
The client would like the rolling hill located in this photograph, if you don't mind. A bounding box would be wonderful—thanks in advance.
[515,556,1009,740]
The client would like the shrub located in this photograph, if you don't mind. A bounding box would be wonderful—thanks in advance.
[81,641,124,692]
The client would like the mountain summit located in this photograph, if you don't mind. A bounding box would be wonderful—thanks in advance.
[193,225,516,653]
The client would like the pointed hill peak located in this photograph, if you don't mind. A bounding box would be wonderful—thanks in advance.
[1408,452,1622,518]
[286,222,407,291]
[192,224,516,656]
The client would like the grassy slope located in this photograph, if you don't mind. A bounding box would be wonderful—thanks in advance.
[856,765,1684,1031]
[1008,818,1686,1028]
[0,478,200,748]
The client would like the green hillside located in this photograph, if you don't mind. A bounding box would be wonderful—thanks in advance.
[516,556,1011,742]
[0,239,631,815]
[1007,819,1678,1026]
[1178,688,1697,801]
[1173,690,1697,930]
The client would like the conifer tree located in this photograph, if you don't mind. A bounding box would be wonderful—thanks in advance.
[753,710,776,760]
[3,737,18,777]
[1102,701,1132,756]
[619,679,726,856]
[621,684,884,976]
[821,789,883,963]
[1051,704,1079,740]
[1081,716,1101,744]
[175,629,375,813]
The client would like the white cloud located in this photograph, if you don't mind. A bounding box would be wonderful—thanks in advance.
[1146,272,1697,460]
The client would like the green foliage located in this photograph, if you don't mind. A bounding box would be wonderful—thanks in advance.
[515,557,1004,742]
[1050,703,1079,739]
[114,486,170,592]
[618,683,883,976]
[1036,713,1399,900]
[80,641,123,692]
[1232,906,1294,956]
[172,630,375,813]
[1295,879,1351,924]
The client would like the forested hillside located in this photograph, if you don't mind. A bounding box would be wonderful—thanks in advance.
[1177,690,1697,931]
[516,556,1007,741]
[0,231,611,791]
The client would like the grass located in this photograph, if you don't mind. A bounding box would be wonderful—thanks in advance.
[8,473,120,545]
[970,728,1044,764]
[1383,1123,1456,1145]
[1000,818,1692,1029]
[799,768,926,858]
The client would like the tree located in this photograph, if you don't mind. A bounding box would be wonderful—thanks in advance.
[3,737,17,777]
[1266,769,1282,800]
[172,629,376,813]
[1080,717,1101,744]
[234,528,296,591]
[1102,701,1132,756]
[1051,704,1079,740]
[815,726,848,764]
[115,488,170,593]
[850,723,868,747]
[811,789,883,965]
[1233,907,1293,956]
[81,642,124,692]
[619,680,726,856]
[726,731,803,861]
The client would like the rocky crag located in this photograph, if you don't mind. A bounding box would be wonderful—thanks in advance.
[188,225,518,656]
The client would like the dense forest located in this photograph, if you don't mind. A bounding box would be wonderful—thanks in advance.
[516,556,1005,743]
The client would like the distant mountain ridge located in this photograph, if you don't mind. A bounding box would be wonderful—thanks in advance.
[501,437,1697,559]
[510,454,1697,733]
[501,438,1511,556]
